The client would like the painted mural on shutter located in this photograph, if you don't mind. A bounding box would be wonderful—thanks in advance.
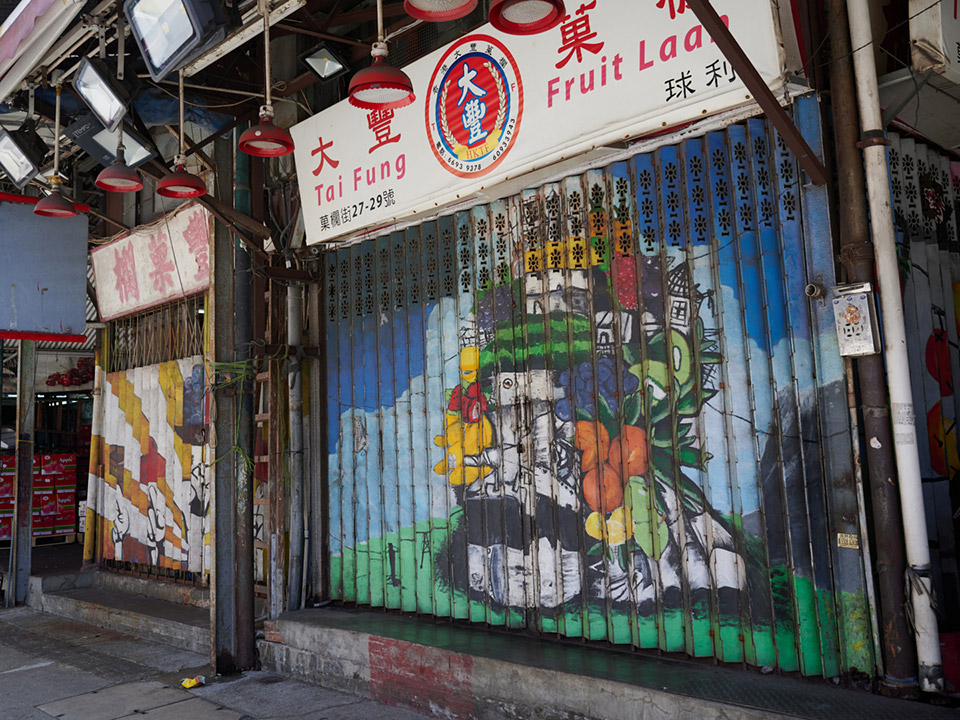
[86,356,211,574]
[888,134,960,622]
[322,96,875,676]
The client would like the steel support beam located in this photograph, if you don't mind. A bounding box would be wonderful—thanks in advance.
[212,136,239,673]
[234,130,257,670]
[686,0,827,186]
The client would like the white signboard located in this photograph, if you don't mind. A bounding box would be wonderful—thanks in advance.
[910,0,960,84]
[90,202,212,321]
[292,0,785,246]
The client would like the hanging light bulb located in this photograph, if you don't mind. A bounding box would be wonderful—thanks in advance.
[489,0,565,35]
[158,71,206,199]
[404,0,476,22]
[35,79,80,218]
[239,0,294,157]
[348,0,414,111]
[96,142,143,192]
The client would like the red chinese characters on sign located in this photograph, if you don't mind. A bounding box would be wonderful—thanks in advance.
[311,137,339,176]
[183,210,210,282]
[556,1,604,69]
[113,244,140,304]
[147,231,175,293]
[367,109,401,153]
[656,0,686,19]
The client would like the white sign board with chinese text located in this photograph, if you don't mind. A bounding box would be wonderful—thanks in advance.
[90,202,212,321]
[910,0,960,85]
[292,0,785,246]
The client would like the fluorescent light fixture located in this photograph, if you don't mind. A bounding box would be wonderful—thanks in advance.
[63,113,155,169]
[300,43,348,82]
[124,0,226,82]
[182,0,307,76]
[0,127,45,189]
[72,58,135,133]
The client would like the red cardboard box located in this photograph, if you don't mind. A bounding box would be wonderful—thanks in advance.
[0,496,13,512]
[32,473,53,490]
[33,489,56,516]
[0,475,11,499]
[0,512,11,540]
[31,515,53,537]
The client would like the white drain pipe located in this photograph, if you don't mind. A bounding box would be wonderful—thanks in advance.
[846,0,943,692]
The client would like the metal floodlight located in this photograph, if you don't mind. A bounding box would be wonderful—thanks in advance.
[299,43,349,83]
[0,127,45,189]
[63,113,156,169]
[72,58,136,133]
[124,0,226,82]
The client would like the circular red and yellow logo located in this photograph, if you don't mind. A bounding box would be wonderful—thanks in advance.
[426,34,522,178]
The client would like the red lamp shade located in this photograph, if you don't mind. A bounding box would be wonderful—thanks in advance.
[489,0,564,35]
[33,188,78,218]
[96,160,143,192]
[239,117,295,157]
[404,0,476,21]
[157,164,206,199]
[349,58,415,111]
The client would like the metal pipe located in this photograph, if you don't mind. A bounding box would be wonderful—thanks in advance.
[824,0,917,692]
[178,71,186,159]
[846,0,943,692]
[6,340,36,607]
[285,278,304,611]
[263,0,272,109]
[234,136,256,669]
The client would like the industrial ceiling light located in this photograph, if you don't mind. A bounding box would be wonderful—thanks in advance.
[72,58,132,133]
[299,42,348,83]
[348,0,414,111]
[0,127,44,189]
[238,0,294,157]
[157,71,206,198]
[404,0,476,22]
[35,78,79,218]
[95,143,143,192]
[489,0,565,35]
[124,0,226,82]
[75,53,143,193]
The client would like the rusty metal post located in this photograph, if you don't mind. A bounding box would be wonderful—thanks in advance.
[823,0,917,692]
[212,135,239,673]
[6,340,36,607]
[234,133,256,669]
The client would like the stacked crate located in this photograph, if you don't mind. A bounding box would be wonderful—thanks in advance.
[0,453,77,542]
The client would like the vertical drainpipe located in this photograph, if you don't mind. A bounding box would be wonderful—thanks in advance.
[823,0,917,693]
[845,0,944,692]
[234,130,256,669]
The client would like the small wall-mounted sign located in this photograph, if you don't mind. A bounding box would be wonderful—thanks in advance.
[832,282,881,357]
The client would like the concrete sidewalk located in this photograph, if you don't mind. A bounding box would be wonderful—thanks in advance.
[0,607,432,720]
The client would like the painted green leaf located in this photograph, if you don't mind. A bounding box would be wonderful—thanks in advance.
[629,477,668,561]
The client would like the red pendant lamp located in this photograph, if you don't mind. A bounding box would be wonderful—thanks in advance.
[348,0,414,111]
[35,80,80,218]
[96,143,142,192]
[239,1,294,157]
[404,0,476,22]
[489,0,565,35]
[158,71,206,199]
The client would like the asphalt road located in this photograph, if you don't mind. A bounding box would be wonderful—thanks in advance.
[0,606,433,720]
